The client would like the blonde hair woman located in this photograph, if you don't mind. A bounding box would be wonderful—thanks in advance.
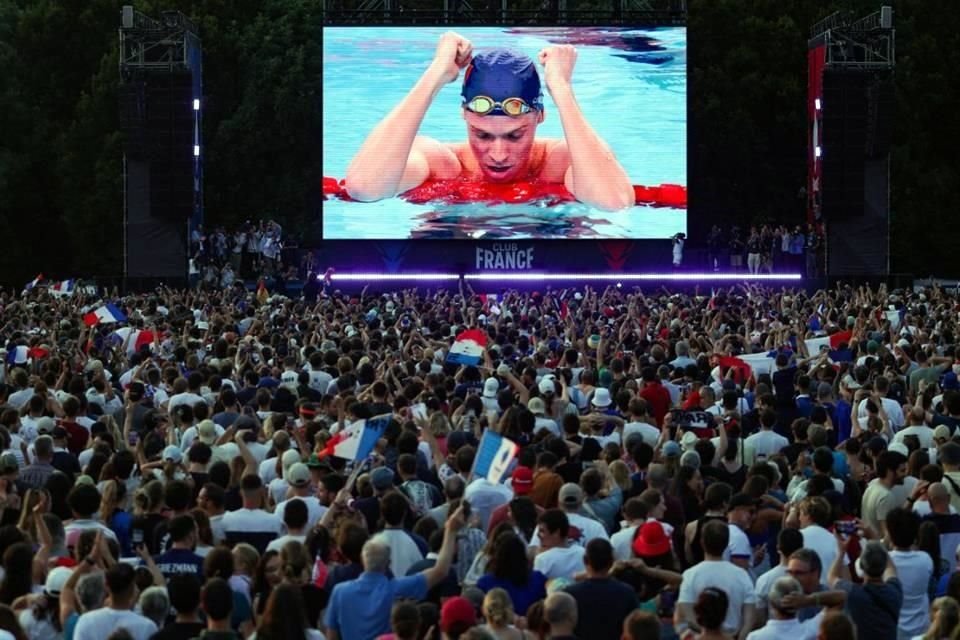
[925,596,960,640]
[609,460,632,493]
[479,587,534,640]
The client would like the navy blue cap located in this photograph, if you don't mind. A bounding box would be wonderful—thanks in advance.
[462,49,543,113]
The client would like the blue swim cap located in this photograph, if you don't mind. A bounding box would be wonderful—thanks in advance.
[461,49,543,113]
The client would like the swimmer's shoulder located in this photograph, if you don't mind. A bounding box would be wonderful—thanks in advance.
[414,137,463,179]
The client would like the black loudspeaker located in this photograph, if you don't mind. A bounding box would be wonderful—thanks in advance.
[820,70,867,220]
[146,72,194,219]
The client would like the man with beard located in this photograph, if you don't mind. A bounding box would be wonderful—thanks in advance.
[861,450,908,540]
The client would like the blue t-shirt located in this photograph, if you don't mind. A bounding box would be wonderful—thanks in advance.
[324,571,428,640]
[151,547,204,580]
[477,571,548,616]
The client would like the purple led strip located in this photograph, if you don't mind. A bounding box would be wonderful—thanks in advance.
[329,273,803,282]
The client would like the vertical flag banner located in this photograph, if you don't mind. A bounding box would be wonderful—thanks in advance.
[473,431,519,484]
[447,328,488,366]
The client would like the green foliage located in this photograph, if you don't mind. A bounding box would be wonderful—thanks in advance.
[0,0,957,282]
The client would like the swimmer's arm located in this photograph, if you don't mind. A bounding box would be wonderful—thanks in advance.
[343,69,459,201]
[550,84,635,211]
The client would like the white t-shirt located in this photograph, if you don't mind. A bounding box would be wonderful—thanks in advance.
[890,549,933,637]
[275,496,327,532]
[745,616,819,640]
[744,430,789,464]
[269,477,292,506]
[266,533,307,553]
[611,524,639,562]
[374,529,424,578]
[861,479,895,535]
[893,425,935,448]
[678,560,757,634]
[221,508,283,535]
[801,524,838,576]
[73,608,158,640]
[724,524,752,565]
[259,456,282,484]
[622,421,660,448]
[18,609,58,640]
[533,545,586,580]
[167,392,206,413]
[857,397,906,430]
[530,512,609,548]
[464,479,514,530]
[754,564,788,618]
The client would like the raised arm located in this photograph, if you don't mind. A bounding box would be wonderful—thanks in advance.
[344,32,469,201]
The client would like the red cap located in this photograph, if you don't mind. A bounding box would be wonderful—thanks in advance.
[511,466,534,495]
[632,521,671,558]
[441,596,477,632]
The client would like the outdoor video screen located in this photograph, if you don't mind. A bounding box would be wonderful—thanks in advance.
[322,26,686,240]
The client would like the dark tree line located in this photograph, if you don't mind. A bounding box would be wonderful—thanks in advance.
[0,0,956,282]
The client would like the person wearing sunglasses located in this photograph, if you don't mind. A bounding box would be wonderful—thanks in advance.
[343,31,635,211]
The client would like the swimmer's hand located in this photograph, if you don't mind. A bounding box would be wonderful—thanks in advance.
[539,45,577,95]
[429,31,473,85]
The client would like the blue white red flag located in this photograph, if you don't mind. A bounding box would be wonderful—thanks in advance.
[328,416,391,462]
[83,303,127,326]
[447,328,487,366]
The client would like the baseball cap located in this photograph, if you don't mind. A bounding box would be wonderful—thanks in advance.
[483,378,500,398]
[680,450,701,469]
[371,466,395,492]
[511,466,534,495]
[538,377,556,395]
[197,420,218,445]
[632,521,671,558]
[51,426,68,440]
[281,449,302,471]
[662,441,681,458]
[162,445,183,464]
[461,49,543,115]
[528,397,546,415]
[36,417,55,434]
[287,462,311,488]
[934,425,953,442]
[0,453,18,474]
[44,566,73,597]
[558,483,584,508]
[440,596,477,633]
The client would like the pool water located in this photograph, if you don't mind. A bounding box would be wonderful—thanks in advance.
[322,26,686,240]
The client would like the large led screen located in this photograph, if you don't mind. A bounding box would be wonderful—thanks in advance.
[322,26,686,239]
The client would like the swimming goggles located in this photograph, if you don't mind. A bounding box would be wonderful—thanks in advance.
[463,95,541,117]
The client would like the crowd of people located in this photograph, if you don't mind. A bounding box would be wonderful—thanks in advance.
[0,279,957,640]
[706,224,825,277]
[189,220,303,290]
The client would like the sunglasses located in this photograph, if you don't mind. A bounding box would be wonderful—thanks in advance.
[464,95,539,117]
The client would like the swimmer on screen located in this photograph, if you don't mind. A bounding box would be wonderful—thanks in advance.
[343,31,636,211]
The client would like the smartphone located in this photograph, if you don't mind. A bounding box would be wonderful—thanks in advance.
[128,431,139,446]
[461,499,472,521]
[132,528,144,545]
[835,520,858,537]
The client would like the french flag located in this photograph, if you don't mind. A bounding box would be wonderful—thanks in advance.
[473,431,519,484]
[805,330,853,356]
[446,328,487,366]
[324,416,390,461]
[83,303,127,327]
[22,274,42,295]
[50,279,76,296]
[737,351,779,377]
[5,346,29,366]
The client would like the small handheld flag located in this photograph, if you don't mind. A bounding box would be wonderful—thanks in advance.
[326,416,390,462]
[447,328,487,366]
[472,431,519,484]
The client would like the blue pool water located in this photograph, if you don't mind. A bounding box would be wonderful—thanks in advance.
[322,26,686,240]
